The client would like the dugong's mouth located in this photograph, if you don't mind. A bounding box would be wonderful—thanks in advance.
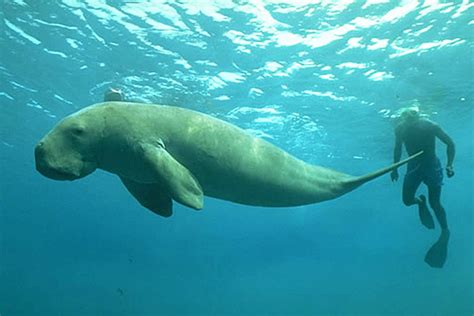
[36,164,79,181]
[35,143,80,181]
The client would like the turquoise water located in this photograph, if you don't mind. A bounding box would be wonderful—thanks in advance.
[1,1,473,315]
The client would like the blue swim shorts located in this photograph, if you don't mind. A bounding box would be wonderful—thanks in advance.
[405,157,444,188]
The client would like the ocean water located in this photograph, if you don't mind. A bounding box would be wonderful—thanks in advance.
[1,0,473,315]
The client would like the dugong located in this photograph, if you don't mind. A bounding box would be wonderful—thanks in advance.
[35,102,421,217]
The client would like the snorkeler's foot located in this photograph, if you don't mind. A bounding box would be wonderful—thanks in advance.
[424,229,450,268]
[418,195,435,230]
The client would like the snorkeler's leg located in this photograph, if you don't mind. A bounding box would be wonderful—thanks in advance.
[402,174,421,206]
[425,184,450,268]
[428,184,448,230]
[424,228,450,268]
[403,176,434,229]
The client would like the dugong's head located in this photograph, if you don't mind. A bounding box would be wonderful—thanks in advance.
[35,106,103,181]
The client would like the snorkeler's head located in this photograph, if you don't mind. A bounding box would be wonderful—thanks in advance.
[104,87,124,102]
[399,106,420,123]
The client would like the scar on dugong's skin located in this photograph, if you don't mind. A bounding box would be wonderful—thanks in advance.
[35,102,422,217]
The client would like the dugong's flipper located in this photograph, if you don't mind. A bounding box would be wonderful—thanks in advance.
[136,142,203,210]
[120,177,173,217]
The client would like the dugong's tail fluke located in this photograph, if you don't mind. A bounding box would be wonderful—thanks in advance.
[342,151,424,192]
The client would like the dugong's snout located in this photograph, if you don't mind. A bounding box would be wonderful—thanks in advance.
[35,140,83,181]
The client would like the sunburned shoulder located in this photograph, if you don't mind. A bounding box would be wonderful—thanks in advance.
[420,117,436,125]
[419,118,440,131]
[395,118,440,136]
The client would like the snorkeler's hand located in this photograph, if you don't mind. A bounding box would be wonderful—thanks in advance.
[446,165,455,178]
[390,169,399,182]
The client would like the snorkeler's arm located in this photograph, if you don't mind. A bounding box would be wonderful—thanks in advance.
[393,126,403,164]
[434,124,455,168]
[391,126,403,181]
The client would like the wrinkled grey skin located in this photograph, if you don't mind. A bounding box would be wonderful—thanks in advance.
[35,102,421,217]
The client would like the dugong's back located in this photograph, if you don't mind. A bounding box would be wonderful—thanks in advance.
[105,102,343,207]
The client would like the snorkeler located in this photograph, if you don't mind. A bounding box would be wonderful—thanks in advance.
[390,106,455,267]
[104,87,124,102]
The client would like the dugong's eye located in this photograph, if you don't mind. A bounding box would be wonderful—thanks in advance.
[71,126,85,136]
